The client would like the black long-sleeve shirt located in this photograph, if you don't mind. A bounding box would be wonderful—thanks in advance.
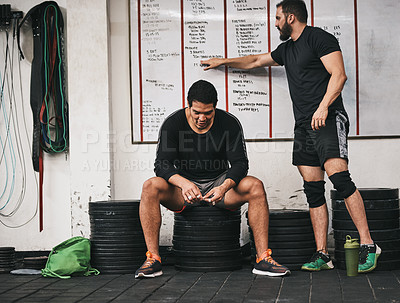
[154,108,249,184]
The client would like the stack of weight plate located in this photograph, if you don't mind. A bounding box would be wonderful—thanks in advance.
[248,209,316,270]
[89,200,147,274]
[332,188,400,270]
[23,256,48,270]
[0,247,16,273]
[173,206,242,272]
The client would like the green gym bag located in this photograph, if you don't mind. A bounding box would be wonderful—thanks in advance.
[42,236,100,279]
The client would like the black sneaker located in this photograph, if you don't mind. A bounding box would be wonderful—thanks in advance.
[252,249,290,277]
[301,251,334,271]
[135,251,163,278]
[358,243,381,273]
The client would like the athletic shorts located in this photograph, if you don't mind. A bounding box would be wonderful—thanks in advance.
[292,110,349,170]
[174,171,229,213]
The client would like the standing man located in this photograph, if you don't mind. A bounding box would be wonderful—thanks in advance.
[135,80,290,278]
[201,0,380,273]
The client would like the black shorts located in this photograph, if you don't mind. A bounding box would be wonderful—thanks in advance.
[292,110,349,170]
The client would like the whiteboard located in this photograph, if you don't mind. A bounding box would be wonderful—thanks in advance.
[130,0,400,142]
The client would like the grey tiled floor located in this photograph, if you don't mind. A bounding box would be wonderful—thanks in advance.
[1,265,400,302]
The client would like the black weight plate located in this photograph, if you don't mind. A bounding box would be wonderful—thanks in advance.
[331,188,399,200]
[173,248,241,257]
[173,227,240,235]
[90,234,145,240]
[268,225,314,235]
[0,255,15,261]
[269,241,316,249]
[92,264,140,271]
[90,229,143,239]
[333,209,399,220]
[268,233,315,242]
[90,217,141,223]
[174,220,240,227]
[272,255,313,264]
[89,200,140,207]
[91,249,145,256]
[173,243,239,251]
[92,256,145,263]
[269,209,310,219]
[172,235,239,242]
[269,248,316,256]
[90,240,146,246]
[335,239,400,250]
[334,260,400,271]
[334,229,400,241]
[334,249,400,262]
[0,247,15,251]
[174,213,241,221]
[268,218,311,227]
[331,199,399,210]
[90,220,142,227]
[175,264,242,272]
[92,243,146,250]
[174,221,240,229]
[332,219,399,230]
[176,257,241,264]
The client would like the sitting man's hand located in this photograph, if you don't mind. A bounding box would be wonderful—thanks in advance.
[180,180,202,204]
[203,185,228,206]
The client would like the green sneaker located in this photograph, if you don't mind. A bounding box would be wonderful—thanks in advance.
[358,243,381,273]
[301,251,334,271]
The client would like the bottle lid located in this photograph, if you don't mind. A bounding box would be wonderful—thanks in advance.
[344,235,360,249]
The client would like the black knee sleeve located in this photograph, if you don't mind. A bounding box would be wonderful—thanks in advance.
[303,180,326,208]
[329,170,356,199]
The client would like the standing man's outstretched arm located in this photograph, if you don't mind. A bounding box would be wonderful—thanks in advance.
[201,53,279,70]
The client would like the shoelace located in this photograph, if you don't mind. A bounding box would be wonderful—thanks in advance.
[257,249,281,266]
[359,245,370,264]
[309,251,323,263]
[141,251,161,269]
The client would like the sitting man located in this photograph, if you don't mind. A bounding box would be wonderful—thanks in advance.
[135,80,290,278]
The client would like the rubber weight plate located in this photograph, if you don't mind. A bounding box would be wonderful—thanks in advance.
[334,229,400,241]
[172,234,239,241]
[173,248,241,257]
[173,242,239,251]
[272,255,313,264]
[269,209,310,219]
[269,218,311,227]
[332,219,399,230]
[89,200,140,208]
[335,249,400,262]
[174,220,240,228]
[333,209,399,220]
[269,248,316,256]
[269,241,316,249]
[268,233,315,242]
[268,225,313,235]
[330,188,399,200]
[331,199,399,210]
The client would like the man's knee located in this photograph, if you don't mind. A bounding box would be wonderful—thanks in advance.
[329,170,356,199]
[303,180,326,208]
[240,177,266,199]
[142,177,168,195]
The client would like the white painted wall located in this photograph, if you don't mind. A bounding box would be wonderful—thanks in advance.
[0,0,399,251]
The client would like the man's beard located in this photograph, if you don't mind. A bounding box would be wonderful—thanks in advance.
[279,20,292,41]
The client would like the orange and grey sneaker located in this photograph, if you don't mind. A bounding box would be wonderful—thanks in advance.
[135,251,163,279]
[252,249,290,277]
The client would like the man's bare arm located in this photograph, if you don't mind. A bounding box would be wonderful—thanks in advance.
[201,53,279,71]
[311,51,347,130]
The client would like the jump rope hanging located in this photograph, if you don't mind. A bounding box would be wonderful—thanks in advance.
[17,1,68,231]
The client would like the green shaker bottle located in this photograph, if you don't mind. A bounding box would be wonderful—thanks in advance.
[344,235,360,276]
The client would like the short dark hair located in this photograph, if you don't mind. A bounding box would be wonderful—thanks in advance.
[277,0,308,24]
[187,80,218,107]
